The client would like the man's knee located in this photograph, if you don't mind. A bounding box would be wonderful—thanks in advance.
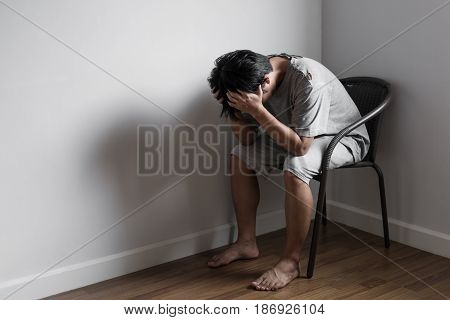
[283,170,309,190]
[230,153,254,175]
[283,152,319,187]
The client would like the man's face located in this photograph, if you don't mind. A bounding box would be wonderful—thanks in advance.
[261,73,276,103]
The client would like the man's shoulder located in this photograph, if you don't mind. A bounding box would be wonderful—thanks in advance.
[283,57,314,97]
[290,57,336,86]
[289,57,313,82]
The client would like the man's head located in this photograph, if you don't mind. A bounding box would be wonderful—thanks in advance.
[208,49,278,119]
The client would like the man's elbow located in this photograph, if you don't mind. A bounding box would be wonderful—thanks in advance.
[291,144,310,156]
[240,137,256,146]
[290,136,314,156]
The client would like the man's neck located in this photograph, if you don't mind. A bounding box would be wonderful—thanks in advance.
[269,57,289,89]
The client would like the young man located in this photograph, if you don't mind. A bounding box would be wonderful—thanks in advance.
[207,50,370,291]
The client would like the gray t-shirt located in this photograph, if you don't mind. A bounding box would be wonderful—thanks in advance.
[244,55,370,162]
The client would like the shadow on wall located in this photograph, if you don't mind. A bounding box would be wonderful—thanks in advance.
[90,91,236,261]
[375,84,413,224]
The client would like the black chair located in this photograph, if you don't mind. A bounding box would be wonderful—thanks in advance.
[307,77,392,279]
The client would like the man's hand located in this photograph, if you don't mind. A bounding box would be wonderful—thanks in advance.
[226,85,264,116]
[212,86,249,120]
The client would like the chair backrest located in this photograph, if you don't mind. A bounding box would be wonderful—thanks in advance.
[340,77,391,162]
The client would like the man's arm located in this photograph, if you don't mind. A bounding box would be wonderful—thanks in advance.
[211,87,259,146]
[225,86,314,155]
[252,107,314,156]
[229,111,259,146]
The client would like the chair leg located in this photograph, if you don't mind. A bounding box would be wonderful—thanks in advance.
[322,192,327,226]
[372,163,390,248]
[307,182,327,278]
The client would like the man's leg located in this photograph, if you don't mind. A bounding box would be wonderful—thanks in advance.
[250,136,353,290]
[251,171,312,290]
[208,154,260,267]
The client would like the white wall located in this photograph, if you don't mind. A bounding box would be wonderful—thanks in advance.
[0,0,321,299]
[322,0,450,257]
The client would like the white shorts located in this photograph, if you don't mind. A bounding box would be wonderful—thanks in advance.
[230,134,356,185]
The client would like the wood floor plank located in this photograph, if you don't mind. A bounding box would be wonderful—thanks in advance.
[46,222,450,300]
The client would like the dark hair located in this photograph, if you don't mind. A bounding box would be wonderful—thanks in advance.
[207,49,272,120]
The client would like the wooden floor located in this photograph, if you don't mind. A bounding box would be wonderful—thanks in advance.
[46,222,450,300]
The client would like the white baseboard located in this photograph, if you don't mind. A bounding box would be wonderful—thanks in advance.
[4,201,447,300]
[0,209,286,300]
[327,200,450,259]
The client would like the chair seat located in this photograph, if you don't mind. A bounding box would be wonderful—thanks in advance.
[312,161,375,181]
[338,160,375,169]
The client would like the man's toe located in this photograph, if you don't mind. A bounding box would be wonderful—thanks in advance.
[207,256,218,265]
[208,256,225,267]
[260,278,271,290]
[252,275,265,287]
[213,258,225,267]
[259,286,267,291]
[267,279,277,290]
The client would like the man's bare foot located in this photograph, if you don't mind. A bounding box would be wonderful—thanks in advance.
[251,258,301,291]
[207,239,259,268]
